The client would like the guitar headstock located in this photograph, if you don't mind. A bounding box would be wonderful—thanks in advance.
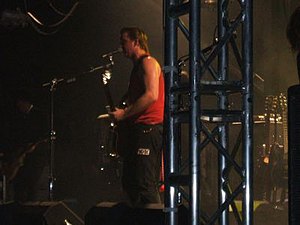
[102,69,112,85]
[100,69,116,113]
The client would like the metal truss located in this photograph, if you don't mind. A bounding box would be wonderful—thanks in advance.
[163,0,253,225]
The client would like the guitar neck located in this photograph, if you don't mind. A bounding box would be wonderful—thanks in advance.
[103,84,115,112]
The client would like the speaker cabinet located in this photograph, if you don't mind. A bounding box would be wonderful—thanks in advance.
[85,201,188,225]
[288,84,300,225]
[0,201,84,225]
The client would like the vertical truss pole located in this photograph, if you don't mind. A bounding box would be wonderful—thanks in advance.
[164,1,179,225]
[242,0,253,224]
[189,1,201,225]
[218,1,229,225]
[163,0,253,225]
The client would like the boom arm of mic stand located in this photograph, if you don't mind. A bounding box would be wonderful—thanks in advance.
[88,61,114,73]
[42,78,64,89]
[40,60,115,200]
[41,58,115,88]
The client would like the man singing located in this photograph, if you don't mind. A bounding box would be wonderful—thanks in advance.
[109,27,164,207]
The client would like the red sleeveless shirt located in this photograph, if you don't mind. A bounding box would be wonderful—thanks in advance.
[127,56,165,124]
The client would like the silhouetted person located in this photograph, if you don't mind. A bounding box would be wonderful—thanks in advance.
[286,6,300,79]
[0,89,49,202]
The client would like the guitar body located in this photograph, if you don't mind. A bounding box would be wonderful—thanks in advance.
[104,121,126,157]
[114,120,130,157]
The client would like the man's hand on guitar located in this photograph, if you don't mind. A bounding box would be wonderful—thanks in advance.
[109,107,126,121]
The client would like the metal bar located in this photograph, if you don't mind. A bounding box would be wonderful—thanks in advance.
[164,1,180,225]
[189,1,201,225]
[163,0,254,224]
[178,19,190,40]
[201,12,244,76]
[223,128,243,179]
[168,2,190,18]
[242,0,254,225]
[218,0,230,224]
[208,182,245,225]
[202,126,244,177]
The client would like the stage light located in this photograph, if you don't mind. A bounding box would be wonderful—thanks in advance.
[203,0,217,4]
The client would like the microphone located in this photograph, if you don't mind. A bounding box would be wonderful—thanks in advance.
[101,47,123,58]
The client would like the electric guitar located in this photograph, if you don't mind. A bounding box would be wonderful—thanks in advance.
[0,138,48,182]
[100,69,128,157]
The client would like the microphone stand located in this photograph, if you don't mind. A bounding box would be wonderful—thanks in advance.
[41,59,114,201]
[42,77,64,201]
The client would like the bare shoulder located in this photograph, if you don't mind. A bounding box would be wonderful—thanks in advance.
[143,56,158,63]
[142,56,161,70]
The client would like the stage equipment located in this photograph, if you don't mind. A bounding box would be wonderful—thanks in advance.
[42,78,65,201]
[39,48,119,200]
[0,201,84,225]
[288,84,300,225]
[101,48,123,58]
[0,1,79,34]
[98,67,125,157]
[96,116,122,184]
[85,202,188,225]
[203,0,216,5]
[95,55,125,183]
[253,202,288,225]
[248,94,287,203]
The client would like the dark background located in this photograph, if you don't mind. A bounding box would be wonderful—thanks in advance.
[0,0,299,219]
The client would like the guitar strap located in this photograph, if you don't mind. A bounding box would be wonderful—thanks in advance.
[115,55,149,108]
[132,54,150,73]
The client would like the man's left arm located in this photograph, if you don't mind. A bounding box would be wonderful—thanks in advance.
[122,57,160,120]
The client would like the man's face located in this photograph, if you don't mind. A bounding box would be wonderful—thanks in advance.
[120,32,136,58]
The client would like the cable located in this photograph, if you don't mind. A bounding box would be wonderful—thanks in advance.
[24,0,79,30]
[47,0,67,16]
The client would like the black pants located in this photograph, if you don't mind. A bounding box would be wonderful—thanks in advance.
[121,123,163,207]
